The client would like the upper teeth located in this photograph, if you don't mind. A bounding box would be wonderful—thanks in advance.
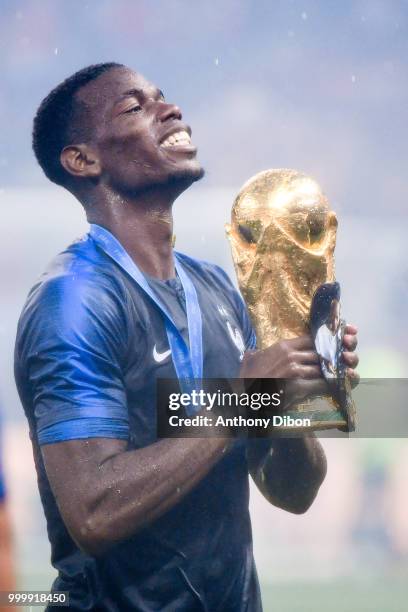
[161,130,191,148]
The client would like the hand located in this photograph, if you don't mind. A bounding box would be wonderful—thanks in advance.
[240,324,360,409]
[342,323,359,388]
[239,335,328,410]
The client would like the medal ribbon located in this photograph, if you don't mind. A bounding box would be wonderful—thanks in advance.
[89,224,203,409]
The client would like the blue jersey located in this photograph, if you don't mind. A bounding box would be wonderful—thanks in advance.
[14,229,262,611]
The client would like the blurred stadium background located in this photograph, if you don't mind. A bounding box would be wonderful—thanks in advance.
[1,1,407,610]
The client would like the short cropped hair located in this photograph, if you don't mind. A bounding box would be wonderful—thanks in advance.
[32,62,125,186]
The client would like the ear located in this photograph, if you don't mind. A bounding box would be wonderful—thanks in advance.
[60,144,101,179]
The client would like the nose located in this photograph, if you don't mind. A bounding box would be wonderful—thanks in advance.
[157,102,182,123]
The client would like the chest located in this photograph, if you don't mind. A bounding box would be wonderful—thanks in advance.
[119,278,245,445]
[125,279,245,381]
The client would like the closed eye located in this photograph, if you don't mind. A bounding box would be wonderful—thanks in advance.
[124,105,142,114]
[126,106,142,113]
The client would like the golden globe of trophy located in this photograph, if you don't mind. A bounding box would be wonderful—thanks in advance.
[226,168,355,431]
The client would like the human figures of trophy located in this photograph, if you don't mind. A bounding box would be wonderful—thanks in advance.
[310,281,356,431]
[226,168,355,431]
[311,282,342,380]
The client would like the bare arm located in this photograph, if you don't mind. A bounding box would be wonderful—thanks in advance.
[241,325,358,512]
[247,436,327,513]
[42,435,230,557]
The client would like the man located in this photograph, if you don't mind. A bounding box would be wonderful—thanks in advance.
[15,63,359,611]
[315,298,342,377]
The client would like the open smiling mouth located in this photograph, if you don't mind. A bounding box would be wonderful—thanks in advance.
[160,130,194,149]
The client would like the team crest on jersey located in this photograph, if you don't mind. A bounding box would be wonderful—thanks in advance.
[217,304,245,361]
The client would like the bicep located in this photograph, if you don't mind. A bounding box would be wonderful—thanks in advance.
[17,277,135,548]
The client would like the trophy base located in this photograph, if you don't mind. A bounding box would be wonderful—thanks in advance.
[275,397,351,432]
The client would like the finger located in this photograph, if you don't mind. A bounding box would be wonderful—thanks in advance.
[297,364,322,379]
[293,350,320,364]
[287,335,315,351]
[289,378,330,403]
[347,368,360,389]
[342,351,359,368]
[344,323,358,335]
[304,378,330,397]
[343,334,358,351]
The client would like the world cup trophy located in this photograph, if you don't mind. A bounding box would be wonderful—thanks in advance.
[226,168,355,431]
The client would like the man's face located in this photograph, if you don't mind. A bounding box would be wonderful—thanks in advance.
[77,67,203,194]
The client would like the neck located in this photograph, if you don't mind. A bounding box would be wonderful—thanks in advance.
[85,186,176,280]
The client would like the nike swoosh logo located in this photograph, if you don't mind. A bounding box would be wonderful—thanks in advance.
[153,345,172,363]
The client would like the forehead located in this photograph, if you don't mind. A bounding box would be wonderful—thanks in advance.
[76,67,158,112]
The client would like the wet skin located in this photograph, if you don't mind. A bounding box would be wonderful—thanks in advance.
[42,67,359,556]
[62,67,203,194]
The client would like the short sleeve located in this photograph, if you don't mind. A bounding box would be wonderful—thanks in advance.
[16,272,130,445]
